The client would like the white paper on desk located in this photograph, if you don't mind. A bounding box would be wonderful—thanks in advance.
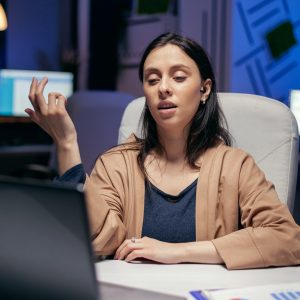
[202,282,300,300]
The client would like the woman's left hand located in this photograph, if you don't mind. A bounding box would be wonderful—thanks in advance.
[114,236,184,264]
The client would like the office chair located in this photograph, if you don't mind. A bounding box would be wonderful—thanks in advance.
[118,93,299,215]
[64,90,134,174]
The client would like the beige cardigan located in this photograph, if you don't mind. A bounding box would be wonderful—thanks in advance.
[84,141,300,269]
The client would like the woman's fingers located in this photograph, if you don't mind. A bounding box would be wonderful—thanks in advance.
[47,92,57,110]
[114,239,132,259]
[114,242,124,259]
[24,108,44,124]
[28,76,68,117]
[56,94,67,109]
[125,250,143,262]
[114,238,141,260]
[34,77,48,114]
[28,76,37,98]
[24,108,36,121]
[48,92,66,112]
[24,108,49,133]
[28,77,38,109]
[28,77,48,114]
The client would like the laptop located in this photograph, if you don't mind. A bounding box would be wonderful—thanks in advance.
[0,177,98,300]
[0,177,186,300]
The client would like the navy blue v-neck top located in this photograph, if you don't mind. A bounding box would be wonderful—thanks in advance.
[142,180,197,243]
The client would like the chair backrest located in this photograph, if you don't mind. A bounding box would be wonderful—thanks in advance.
[66,90,134,174]
[118,93,299,213]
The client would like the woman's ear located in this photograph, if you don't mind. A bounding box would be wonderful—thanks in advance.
[201,79,212,99]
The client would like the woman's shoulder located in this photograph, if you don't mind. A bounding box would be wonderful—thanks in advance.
[205,143,253,164]
[218,143,249,156]
[201,143,259,178]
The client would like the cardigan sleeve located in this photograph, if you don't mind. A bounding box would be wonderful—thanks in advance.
[83,152,128,256]
[212,155,300,269]
[53,163,86,184]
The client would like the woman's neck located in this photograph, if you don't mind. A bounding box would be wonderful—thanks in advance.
[145,128,200,195]
[157,129,188,163]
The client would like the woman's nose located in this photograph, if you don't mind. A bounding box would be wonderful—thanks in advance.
[158,79,172,97]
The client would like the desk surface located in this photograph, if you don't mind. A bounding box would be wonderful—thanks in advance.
[95,260,300,299]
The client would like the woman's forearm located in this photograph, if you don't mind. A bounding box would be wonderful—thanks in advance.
[180,241,224,264]
[56,140,82,176]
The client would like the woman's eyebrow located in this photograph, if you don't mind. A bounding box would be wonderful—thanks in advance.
[144,64,191,76]
[144,67,159,77]
[170,64,191,71]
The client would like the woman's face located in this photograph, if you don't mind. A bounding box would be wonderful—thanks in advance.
[143,44,210,134]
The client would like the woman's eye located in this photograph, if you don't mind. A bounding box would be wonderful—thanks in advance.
[174,76,186,82]
[147,78,159,85]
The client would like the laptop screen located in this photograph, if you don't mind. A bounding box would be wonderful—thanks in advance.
[289,89,300,132]
[0,69,73,117]
[0,177,98,300]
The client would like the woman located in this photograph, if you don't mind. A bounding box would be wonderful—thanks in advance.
[26,33,300,269]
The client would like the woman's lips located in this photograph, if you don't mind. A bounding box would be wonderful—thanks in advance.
[157,101,177,117]
[157,101,177,110]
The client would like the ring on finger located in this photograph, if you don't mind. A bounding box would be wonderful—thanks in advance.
[131,237,137,243]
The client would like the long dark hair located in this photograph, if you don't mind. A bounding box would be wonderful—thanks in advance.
[136,32,231,176]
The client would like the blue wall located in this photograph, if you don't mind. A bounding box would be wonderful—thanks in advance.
[231,0,300,105]
[6,0,61,71]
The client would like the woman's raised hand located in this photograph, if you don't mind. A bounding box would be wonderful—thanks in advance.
[26,77,76,147]
[26,77,82,175]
